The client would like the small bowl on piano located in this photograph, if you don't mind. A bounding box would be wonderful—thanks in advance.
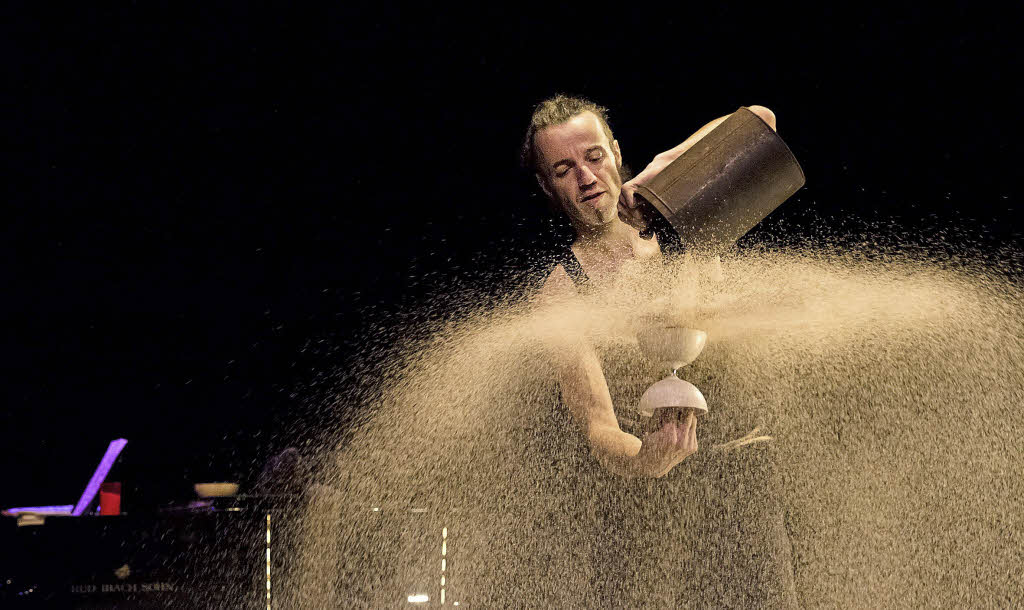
[194,482,240,498]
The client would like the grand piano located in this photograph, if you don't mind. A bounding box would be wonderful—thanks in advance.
[1,495,474,609]
[1,440,467,608]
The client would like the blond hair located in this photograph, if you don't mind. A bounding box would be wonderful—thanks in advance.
[520,94,615,174]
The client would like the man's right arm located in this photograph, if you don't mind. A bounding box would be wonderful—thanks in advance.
[536,267,698,478]
[555,336,646,478]
[556,337,698,478]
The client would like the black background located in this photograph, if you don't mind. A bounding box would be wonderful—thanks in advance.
[3,5,1021,509]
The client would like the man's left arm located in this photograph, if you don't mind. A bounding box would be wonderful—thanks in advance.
[619,105,777,211]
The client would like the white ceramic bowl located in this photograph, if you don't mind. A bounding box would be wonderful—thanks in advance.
[636,326,707,371]
[638,375,708,417]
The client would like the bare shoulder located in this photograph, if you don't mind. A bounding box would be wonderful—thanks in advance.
[530,264,585,362]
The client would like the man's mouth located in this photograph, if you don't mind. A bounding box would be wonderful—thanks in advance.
[580,191,605,203]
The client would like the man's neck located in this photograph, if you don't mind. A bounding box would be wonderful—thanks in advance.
[572,218,640,258]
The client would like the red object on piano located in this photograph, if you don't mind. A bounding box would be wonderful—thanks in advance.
[99,482,121,516]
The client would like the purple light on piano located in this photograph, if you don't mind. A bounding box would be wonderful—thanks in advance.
[4,505,74,515]
[72,439,128,516]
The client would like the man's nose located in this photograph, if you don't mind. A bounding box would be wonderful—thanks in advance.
[576,165,598,188]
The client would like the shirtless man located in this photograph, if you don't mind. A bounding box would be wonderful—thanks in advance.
[524,94,778,478]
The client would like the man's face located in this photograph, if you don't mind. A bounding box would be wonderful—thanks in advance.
[534,112,623,228]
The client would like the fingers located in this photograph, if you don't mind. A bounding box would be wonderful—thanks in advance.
[621,183,636,209]
[643,410,700,476]
[666,419,682,445]
[675,411,697,457]
[618,183,654,234]
[650,416,677,448]
[688,412,698,453]
[618,206,647,232]
[617,198,647,230]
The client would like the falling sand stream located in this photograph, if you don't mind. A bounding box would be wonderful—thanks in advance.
[282,240,1023,607]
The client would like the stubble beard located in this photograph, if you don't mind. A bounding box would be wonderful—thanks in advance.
[571,164,625,228]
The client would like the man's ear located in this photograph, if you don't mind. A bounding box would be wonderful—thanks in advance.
[611,139,622,168]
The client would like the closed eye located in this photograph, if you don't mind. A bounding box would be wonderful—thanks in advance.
[553,147,604,177]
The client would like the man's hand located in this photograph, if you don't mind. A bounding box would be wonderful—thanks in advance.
[618,155,672,213]
[617,155,673,233]
[635,409,699,477]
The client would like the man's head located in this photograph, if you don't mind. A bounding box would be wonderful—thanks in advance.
[521,95,625,230]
